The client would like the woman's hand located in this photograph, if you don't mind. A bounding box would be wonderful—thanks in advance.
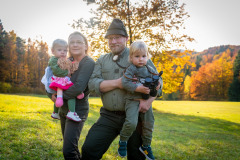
[51,93,57,102]
[67,69,71,77]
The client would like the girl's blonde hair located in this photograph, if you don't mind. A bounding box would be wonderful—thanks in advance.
[68,31,89,57]
[51,39,68,51]
[129,40,149,62]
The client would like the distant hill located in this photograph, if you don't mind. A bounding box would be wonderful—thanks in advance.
[190,45,240,70]
[193,45,240,57]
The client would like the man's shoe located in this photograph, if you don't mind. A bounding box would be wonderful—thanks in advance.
[118,141,127,158]
[139,145,155,160]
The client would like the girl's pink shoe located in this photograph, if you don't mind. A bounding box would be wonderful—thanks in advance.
[77,93,84,99]
[55,97,63,107]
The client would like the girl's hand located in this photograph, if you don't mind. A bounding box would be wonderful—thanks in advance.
[135,85,150,94]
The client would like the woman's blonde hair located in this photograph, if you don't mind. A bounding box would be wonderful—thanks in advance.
[51,39,68,51]
[68,31,89,57]
[129,40,149,62]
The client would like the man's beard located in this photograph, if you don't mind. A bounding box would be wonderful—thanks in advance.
[110,45,124,55]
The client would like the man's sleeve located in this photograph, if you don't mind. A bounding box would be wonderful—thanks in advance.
[147,59,163,97]
[88,56,105,95]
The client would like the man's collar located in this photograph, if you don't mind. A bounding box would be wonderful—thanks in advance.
[111,47,127,62]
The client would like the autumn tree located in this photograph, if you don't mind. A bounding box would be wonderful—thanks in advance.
[228,50,240,101]
[0,20,8,60]
[181,75,191,100]
[0,20,49,93]
[26,39,49,89]
[190,52,233,100]
[73,0,194,94]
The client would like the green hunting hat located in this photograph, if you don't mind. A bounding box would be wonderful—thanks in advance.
[105,19,128,38]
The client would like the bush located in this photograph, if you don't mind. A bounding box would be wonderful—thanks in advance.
[10,86,46,95]
[0,82,46,95]
[0,82,12,93]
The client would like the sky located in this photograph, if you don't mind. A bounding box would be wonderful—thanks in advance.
[0,0,240,52]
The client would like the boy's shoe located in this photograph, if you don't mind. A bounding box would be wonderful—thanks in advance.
[77,93,84,99]
[139,145,155,160]
[55,97,63,107]
[66,111,81,122]
[51,112,60,120]
[118,141,127,158]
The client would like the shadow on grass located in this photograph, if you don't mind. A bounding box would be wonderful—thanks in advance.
[152,109,240,160]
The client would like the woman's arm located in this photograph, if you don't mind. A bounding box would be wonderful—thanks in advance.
[63,57,95,99]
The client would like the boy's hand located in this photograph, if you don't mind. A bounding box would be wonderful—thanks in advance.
[135,85,150,94]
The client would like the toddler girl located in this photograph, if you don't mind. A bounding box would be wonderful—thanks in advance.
[42,39,83,122]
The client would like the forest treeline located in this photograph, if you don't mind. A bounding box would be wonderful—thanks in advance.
[177,45,240,101]
[0,20,49,94]
[0,20,240,101]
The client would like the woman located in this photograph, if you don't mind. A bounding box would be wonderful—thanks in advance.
[48,31,95,159]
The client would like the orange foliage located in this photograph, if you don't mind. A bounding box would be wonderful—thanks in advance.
[190,52,233,100]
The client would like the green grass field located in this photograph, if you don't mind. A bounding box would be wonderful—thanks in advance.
[0,94,240,160]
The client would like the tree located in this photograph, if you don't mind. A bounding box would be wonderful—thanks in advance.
[0,20,49,93]
[182,75,191,100]
[0,19,8,60]
[228,50,240,101]
[73,0,194,94]
[190,52,233,100]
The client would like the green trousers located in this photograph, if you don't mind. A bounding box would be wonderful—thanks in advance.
[53,98,76,113]
[120,99,154,146]
[81,107,146,160]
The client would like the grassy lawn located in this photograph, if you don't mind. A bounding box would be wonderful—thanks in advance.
[0,93,240,160]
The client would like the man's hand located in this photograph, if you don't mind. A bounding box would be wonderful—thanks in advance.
[99,77,123,93]
[135,85,150,94]
[51,93,57,102]
[116,77,123,89]
[135,96,156,113]
[156,81,161,90]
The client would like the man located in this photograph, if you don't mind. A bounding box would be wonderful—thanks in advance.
[81,18,162,160]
